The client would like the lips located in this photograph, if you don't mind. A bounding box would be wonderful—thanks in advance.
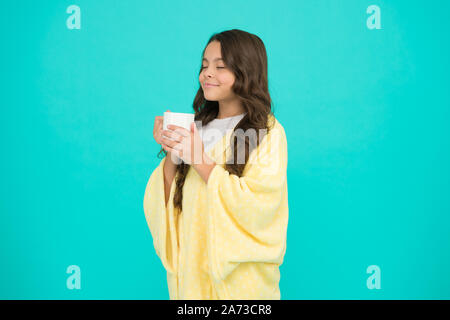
[204,83,219,87]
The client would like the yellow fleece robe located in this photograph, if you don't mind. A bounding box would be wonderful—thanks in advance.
[143,114,288,299]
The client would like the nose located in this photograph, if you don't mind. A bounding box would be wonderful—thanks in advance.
[203,66,214,78]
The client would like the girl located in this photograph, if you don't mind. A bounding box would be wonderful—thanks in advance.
[144,29,288,299]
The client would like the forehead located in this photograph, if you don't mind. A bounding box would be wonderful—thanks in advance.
[203,41,223,62]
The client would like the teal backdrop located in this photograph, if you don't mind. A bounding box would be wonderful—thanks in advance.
[1,0,450,299]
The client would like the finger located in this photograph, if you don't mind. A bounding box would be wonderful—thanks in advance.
[155,123,163,142]
[154,117,163,130]
[161,135,180,148]
[155,116,163,127]
[168,126,190,138]
[162,143,182,158]
[167,125,188,134]
[162,142,174,154]
[162,129,183,142]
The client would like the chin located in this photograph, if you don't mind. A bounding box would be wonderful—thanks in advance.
[204,94,219,101]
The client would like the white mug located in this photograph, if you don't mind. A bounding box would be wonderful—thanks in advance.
[163,112,195,140]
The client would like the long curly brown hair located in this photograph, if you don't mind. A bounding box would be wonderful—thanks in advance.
[157,29,276,213]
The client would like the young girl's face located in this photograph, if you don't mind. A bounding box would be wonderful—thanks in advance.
[199,41,236,101]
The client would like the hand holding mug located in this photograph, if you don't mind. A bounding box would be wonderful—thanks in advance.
[161,122,205,165]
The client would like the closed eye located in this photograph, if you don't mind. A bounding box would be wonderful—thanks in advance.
[201,66,225,69]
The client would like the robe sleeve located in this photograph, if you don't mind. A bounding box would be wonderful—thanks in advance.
[143,156,179,275]
[205,122,289,283]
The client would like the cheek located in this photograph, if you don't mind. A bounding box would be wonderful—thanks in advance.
[218,73,235,88]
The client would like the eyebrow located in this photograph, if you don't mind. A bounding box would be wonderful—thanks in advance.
[202,58,224,62]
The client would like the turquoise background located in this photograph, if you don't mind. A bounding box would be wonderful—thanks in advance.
[1,0,449,299]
